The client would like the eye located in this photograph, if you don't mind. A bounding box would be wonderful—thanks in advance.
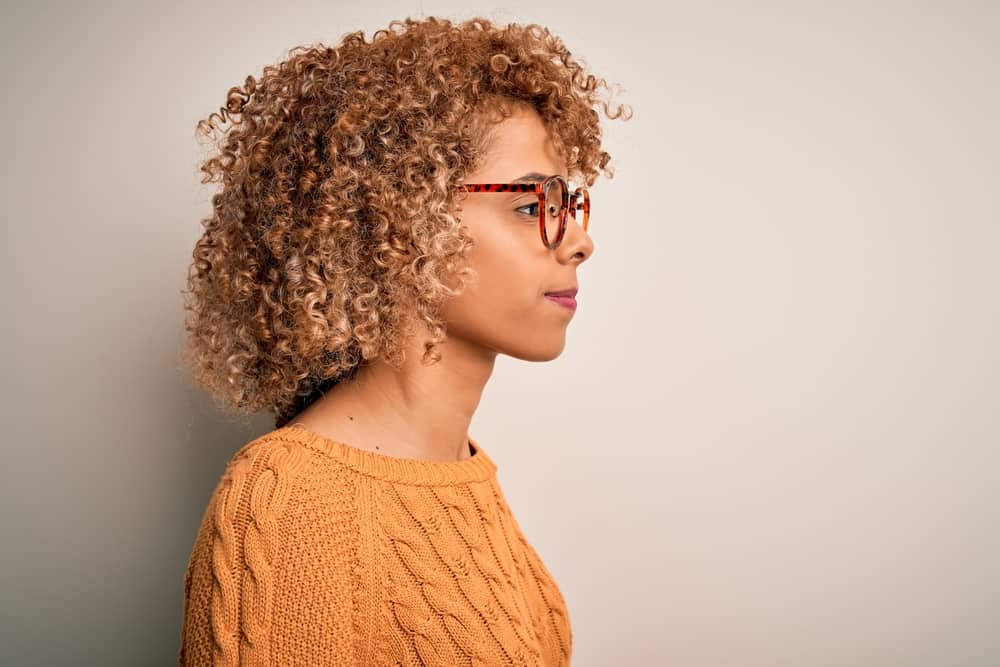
[515,201,539,217]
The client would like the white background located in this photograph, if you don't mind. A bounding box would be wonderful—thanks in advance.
[1,1,997,665]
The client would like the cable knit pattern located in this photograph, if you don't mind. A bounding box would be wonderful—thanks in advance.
[178,425,572,666]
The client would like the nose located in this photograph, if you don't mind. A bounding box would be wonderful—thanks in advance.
[556,212,594,261]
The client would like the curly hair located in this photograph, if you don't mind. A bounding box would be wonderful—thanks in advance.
[178,15,632,429]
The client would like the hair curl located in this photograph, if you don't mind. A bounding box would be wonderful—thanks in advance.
[178,15,632,428]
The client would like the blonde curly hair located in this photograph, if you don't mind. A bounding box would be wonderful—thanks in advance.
[178,15,632,428]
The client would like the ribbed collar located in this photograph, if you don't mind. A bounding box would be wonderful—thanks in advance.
[274,424,498,486]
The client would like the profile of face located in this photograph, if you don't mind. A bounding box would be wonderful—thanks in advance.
[441,105,596,362]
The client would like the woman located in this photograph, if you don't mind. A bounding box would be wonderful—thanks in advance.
[178,15,630,666]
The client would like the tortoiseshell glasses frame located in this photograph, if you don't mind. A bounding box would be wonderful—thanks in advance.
[453,174,590,250]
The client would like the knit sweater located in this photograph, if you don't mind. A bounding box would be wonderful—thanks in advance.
[178,424,572,666]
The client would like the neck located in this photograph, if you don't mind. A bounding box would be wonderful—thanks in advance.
[293,325,496,462]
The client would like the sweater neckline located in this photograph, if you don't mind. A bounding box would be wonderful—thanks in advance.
[275,424,498,485]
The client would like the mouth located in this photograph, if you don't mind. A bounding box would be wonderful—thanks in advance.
[544,293,577,310]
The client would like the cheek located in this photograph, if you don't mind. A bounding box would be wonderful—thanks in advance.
[465,251,537,318]
[443,211,570,356]
[462,222,531,307]
[443,251,569,359]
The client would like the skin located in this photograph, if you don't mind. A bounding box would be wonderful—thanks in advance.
[289,104,595,462]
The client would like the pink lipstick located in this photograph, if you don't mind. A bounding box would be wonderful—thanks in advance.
[544,287,578,310]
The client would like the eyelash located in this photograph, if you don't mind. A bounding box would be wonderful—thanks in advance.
[516,202,539,217]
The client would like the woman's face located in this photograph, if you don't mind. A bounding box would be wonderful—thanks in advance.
[442,105,596,362]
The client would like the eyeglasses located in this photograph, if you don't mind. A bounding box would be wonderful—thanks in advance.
[453,174,590,250]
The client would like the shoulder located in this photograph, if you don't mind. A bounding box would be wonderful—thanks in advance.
[205,427,378,554]
[180,430,362,664]
[217,431,314,500]
[201,435,309,540]
[209,428,357,532]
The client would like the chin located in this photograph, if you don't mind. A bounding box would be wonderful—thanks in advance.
[504,338,567,362]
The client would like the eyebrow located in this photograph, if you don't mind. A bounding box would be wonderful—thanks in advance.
[512,171,553,184]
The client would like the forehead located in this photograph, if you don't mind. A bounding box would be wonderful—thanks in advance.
[475,106,567,180]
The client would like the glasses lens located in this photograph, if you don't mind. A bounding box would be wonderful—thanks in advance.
[573,187,590,231]
[543,177,568,247]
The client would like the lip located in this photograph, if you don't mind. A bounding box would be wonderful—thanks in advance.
[544,287,578,298]
[545,294,577,310]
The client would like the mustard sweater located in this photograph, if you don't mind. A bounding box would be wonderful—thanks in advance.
[178,424,573,666]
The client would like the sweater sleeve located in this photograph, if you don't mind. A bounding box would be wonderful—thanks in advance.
[178,438,360,666]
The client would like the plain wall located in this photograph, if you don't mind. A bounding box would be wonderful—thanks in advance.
[1,1,997,665]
